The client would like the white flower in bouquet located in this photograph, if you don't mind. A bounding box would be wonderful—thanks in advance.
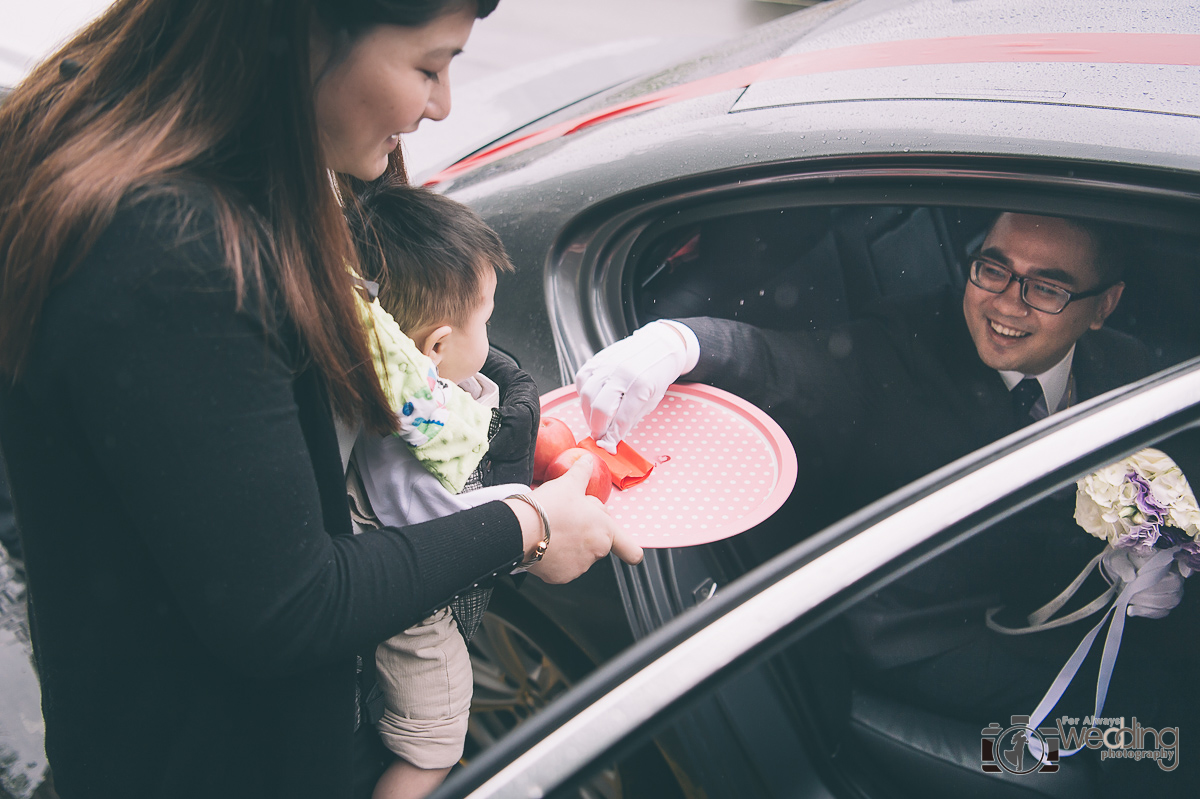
[1075,460,1138,544]
[1148,469,1200,536]
[1074,447,1200,565]
[1074,486,1120,544]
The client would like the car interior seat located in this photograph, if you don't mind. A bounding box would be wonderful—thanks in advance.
[829,206,972,315]
[633,204,990,335]
[1104,230,1200,369]
[847,689,1100,798]
[776,615,1102,799]
[634,206,851,332]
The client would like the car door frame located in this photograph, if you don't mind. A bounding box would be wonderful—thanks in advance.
[435,357,1200,799]
[539,159,1200,653]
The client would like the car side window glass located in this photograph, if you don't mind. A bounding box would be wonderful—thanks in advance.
[805,452,1199,796]
[551,440,1200,798]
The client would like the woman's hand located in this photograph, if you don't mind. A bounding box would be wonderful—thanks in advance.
[505,455,643,584]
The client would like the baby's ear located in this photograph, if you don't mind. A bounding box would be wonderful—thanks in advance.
[418,325,454,364]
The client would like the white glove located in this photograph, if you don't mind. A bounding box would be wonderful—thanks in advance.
[1102,546,1185,619]
[575,321,700,453]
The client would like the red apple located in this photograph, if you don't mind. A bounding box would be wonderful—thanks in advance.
[533,417,576,482]
[543,447,613,503]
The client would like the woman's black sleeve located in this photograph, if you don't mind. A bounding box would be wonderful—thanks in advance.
[42,200,523,674]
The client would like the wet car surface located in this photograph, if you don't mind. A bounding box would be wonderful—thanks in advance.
[419,1,1200,797]
[3,1,1200,797]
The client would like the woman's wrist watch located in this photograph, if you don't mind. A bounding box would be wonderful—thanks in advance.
[508,493,550,571]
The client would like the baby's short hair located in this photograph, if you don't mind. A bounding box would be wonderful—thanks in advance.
[346,176,512,333]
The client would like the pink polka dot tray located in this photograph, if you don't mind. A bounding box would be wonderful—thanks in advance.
[540,383,798,548]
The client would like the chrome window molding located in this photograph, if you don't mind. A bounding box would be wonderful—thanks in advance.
[461,362,1200,799]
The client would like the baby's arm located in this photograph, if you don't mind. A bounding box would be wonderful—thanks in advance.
[478,352,541,487]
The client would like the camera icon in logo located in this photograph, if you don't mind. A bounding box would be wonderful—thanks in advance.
[982,716,1060,775]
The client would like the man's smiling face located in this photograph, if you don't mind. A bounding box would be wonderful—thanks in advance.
[963,213,1125,376]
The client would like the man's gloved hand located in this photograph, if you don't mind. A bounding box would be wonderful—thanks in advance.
[574,321,699,453]
[1102,546,1185,619]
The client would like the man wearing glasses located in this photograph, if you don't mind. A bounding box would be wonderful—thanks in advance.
[961,212,1126,420]
[576,211,1152,537]
[577,212,1167,776]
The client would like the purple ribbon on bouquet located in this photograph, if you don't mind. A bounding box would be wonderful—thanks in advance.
[986,546,1178,761]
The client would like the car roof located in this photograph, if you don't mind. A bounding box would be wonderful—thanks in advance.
[428,0,1200,189]
[732,33,1200,118]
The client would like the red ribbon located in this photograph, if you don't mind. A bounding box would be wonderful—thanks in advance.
[578,437,656,491]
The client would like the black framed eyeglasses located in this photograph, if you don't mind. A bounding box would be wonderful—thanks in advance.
[967,255,1113,315]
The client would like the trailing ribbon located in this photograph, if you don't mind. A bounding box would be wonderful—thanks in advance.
[987,546,1179,761]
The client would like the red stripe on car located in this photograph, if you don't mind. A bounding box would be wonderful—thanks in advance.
[424,33,1200,186]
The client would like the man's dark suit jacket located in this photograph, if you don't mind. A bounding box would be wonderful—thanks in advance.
[676,291,1200,793]
[679,287,1155,534]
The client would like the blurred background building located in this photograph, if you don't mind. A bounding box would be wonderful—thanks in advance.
[1,1,817,176]
[1,1,809,88]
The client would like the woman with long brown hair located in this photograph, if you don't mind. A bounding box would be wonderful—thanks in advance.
[0,2,639,797]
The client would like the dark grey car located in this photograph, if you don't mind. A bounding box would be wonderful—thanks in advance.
[421,1,1200,797]
[3,0,1198,797]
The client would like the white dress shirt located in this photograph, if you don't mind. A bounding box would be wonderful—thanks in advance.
[999,345,1076,420]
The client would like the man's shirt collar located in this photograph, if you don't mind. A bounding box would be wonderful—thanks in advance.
[999,345,1076,416]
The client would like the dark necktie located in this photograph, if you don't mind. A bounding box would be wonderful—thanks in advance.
[1011,377,1043,426]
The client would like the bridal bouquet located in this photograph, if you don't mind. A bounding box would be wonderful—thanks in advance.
[1074,447,1200,578]
[993,447,1199,761]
